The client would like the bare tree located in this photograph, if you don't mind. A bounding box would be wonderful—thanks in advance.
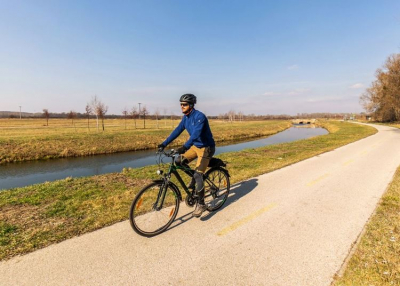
[163,108,168,127]
[96,102,108,131]
[238,111,244,122]
[360,53,400,122]
[154,108,160,129]
[85,104,92,131]
[90,95,107,131]
[122,107,129,130]
[67,110,77,125]
[90,96,100,131]
[228,110,236,122]
[43,109,49,126]
[130,106,138,129]
[141,105,149,129]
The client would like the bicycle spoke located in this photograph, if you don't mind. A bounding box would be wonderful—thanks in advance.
[204,168,230,212]
[130,182,179,236]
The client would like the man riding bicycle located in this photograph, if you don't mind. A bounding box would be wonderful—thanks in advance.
[158,94,215,218]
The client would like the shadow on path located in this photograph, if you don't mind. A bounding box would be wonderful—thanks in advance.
[201,178,259,221]
[165,178,259,234]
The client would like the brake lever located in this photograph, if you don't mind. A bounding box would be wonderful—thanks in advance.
[170,149,180,156]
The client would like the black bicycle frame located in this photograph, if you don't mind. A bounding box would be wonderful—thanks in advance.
[168,164,193,196]
[154,152,224,208]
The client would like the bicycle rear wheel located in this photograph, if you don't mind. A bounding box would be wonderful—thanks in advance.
[204,168,230,211]
[129,182,179,237]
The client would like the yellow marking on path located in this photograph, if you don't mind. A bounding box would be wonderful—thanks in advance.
[359,150,368,156]
[306,173,330,187]
[343,159,354,166]
[217,203,276,236]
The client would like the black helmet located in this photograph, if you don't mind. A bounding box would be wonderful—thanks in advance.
[179,93,197,105]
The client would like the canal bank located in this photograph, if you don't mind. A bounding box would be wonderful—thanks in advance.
[1,127,327,189]
[0,120,291,164]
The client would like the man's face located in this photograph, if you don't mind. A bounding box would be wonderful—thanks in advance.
[180,102,191,114]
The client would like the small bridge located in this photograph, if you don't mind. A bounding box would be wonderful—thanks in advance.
[292,119,316,125]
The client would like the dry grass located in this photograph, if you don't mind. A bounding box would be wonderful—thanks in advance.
[0,118,291,164]
[334,124,400,286]
[0,121,376,261]
[335,166,400,285]
[385,122,400,129]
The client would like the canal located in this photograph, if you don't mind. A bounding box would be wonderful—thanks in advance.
[0,127,328,190]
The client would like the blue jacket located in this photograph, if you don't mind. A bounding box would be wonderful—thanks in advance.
[162,109,215,149]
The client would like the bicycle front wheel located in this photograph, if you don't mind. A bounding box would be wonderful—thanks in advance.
[129,182,179,237]
[204,168,230,211]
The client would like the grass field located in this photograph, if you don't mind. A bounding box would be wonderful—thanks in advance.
[0,120,377,260]
[0,118,291,164]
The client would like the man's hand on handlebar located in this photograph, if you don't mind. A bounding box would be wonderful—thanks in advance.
[176,146,187,155]
[157,144,165,153]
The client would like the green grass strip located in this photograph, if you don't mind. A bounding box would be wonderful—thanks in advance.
[0,121,376,261]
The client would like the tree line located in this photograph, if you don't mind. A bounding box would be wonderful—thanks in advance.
[4,92,370,126]
[360,53,400,122]
[38,96,165,131]
[2,108,364,123]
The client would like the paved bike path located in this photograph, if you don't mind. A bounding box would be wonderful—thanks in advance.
[2,123,400,285]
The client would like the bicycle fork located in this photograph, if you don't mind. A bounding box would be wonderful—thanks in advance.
[154,178,169,211]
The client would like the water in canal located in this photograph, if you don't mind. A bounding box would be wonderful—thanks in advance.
[0,127,328,190]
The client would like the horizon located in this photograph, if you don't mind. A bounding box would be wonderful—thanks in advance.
[1,1,399,116]
[0,109,364,118]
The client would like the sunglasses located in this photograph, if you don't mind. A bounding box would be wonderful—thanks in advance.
[180,103,189,107]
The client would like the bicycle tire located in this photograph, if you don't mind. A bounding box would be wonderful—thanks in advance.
[204,167,230,211]
[129,181,180,237]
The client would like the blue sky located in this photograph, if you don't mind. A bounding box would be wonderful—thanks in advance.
[1,0,399,116]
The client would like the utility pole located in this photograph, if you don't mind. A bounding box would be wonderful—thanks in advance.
[19,106,22,119]
[138,103,141,120]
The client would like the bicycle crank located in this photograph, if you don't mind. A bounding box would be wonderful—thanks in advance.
[185,194,196,207]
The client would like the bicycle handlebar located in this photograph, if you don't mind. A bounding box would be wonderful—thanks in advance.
[157,149,179,158]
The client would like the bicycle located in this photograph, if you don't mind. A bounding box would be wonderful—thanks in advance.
[129,149,230,237]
